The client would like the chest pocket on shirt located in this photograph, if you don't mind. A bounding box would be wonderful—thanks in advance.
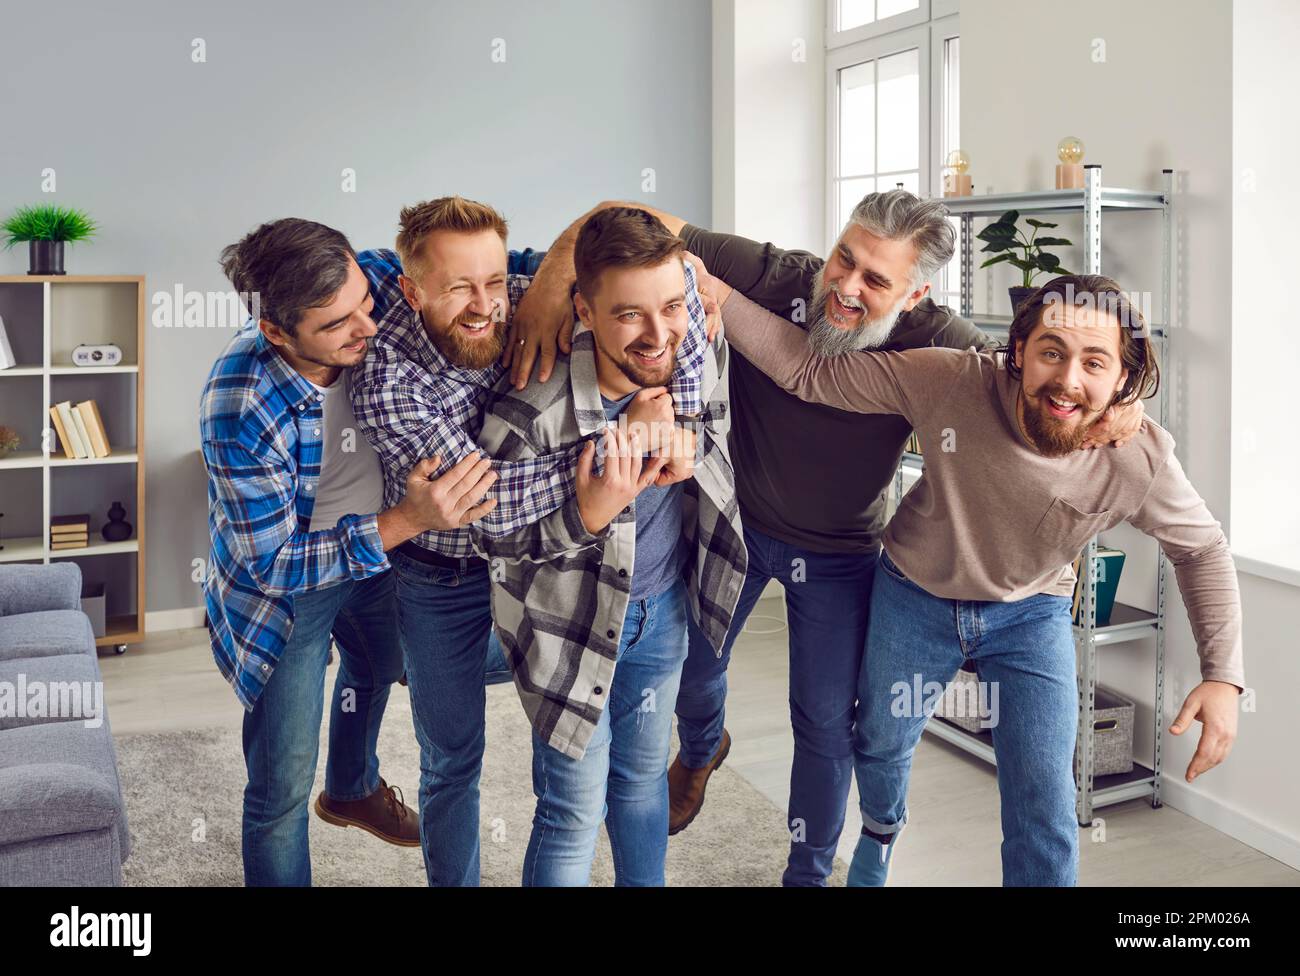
[1034,496,1112,555]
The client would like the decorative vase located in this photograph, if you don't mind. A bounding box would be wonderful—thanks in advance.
[28,240,66,275]
[1008,286,1036,315]
[101,501,132,542]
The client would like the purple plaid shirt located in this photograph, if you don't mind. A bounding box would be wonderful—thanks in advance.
[350,255,708,557]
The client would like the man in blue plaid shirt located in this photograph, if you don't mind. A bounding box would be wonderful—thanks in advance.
[350,195,709,886]
[202,218,501,886]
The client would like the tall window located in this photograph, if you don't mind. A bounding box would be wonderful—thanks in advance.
[827,0,960,267]
[834,49,921,233]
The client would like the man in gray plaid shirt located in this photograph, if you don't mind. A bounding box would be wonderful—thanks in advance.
[351,197,709,887]
[475,208,747,886]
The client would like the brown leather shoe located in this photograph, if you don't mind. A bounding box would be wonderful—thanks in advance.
[314,777,420,847]
[668,729,731,835]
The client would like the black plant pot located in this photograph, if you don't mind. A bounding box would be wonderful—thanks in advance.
[28,240,66,275]
[1008,285,1035,314]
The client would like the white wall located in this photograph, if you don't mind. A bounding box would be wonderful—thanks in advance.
[712,0,825,251]
[963,0,1300,869]
[0,0,713,615]
[1231,0,1300,573]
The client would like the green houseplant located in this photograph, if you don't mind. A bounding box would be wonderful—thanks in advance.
[976,209,1073,313]
[2,204,97,275]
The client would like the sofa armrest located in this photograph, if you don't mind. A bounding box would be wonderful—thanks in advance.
[0,563,83,616]
[0,762,121,847]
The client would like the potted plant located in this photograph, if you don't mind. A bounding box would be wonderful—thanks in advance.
[2,204,97,275]
[976,210,1073,313]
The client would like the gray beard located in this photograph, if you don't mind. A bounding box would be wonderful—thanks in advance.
[806,276,906,357]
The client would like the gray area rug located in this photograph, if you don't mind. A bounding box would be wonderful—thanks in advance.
[117,684,844,886]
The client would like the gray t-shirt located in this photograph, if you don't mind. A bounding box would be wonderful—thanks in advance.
[679,224,994,554]
[602,391,686,600]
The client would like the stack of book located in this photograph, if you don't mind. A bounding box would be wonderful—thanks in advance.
[1071,548,1126,625]
[48,400,112,459]
[50,513,90,551]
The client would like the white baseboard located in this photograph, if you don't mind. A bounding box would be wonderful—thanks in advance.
[145,606,206,632]
[1160,776,1300,871]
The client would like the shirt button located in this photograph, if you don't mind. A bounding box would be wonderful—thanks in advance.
[316,394,324,402]
[297,403,306,410]
[305,484,313,493]
[622,506,631,515]
[618,569,627,578]
[260,663,269,672]
[593,686,604,696]
[606,629,615,639]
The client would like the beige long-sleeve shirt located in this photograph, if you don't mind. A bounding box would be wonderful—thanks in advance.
[722,290,1244,689]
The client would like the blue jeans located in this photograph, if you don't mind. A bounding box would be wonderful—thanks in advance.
[852,548,1079,886]
[242,569,403,887]
[524,578,690,886]
[674,523,877,886]
[392,550,510,887]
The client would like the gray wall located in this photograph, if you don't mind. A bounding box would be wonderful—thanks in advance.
[0,0,712,613]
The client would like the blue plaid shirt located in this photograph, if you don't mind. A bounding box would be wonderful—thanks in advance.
[201,256,409,710]
[351,248,708,557]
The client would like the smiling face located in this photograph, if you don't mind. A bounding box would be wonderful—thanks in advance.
[260,257,377,376]
[401,228,509,369]
[1013,300,1130,456]
[807,222,929,355]
[575,258,688,396]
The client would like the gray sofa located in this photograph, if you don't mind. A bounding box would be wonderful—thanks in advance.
[0,563,131,886]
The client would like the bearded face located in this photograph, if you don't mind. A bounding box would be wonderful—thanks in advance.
[1018,375,1111,456]
[423,301,507,370]
[805,268,909,357]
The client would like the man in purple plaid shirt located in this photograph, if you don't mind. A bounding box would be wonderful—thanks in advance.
[350,195,709,886]
[202,218,502,886]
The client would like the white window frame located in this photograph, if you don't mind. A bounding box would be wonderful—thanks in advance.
[929,12,961,199]
[825,27,930,252]
[930,12,961,299]
[825,0,960,259]
[826,0,930,50]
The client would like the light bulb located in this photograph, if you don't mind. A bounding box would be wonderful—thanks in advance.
[945,149,970,174]
[1057,137,1085,165]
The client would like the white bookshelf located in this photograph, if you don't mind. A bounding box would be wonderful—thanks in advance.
[0,275,146,652]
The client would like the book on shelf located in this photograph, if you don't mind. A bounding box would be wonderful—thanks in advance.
[48,399,112,459]
[50,513,90,550]
[1071,548,1126,626]
[51,513,89,532]
[76,401,110,457]
[0,314,15,370]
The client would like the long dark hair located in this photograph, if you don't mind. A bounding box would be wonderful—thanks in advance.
[1002,274,1160,406]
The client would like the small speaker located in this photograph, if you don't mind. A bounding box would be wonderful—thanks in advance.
[72,344,123,367]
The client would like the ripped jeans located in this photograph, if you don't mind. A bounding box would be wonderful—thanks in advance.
[523,577,689,886]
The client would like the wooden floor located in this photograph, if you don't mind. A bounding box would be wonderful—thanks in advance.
[100,599,1298,886]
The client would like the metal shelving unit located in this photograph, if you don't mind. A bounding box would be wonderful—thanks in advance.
[894,166,1174,826]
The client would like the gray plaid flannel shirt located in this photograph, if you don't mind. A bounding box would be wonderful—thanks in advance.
[473,326,747,760]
